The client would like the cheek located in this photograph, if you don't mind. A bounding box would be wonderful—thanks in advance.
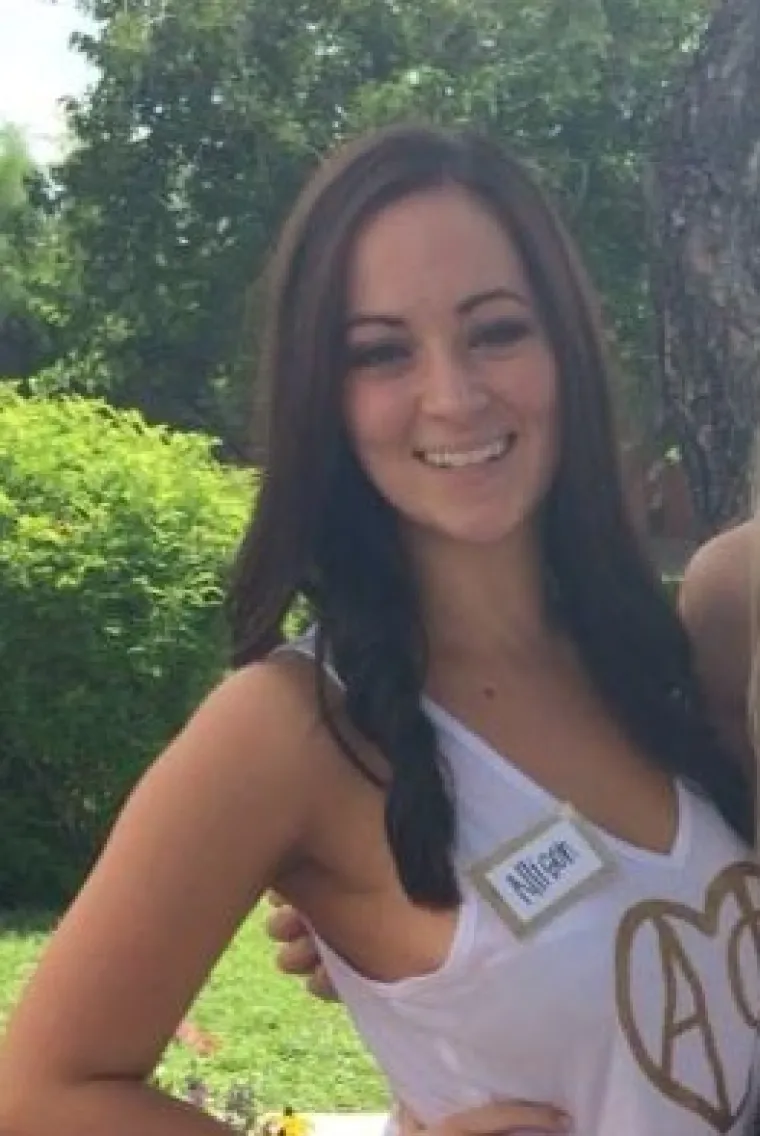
[535,369,561,485]
[534,371,559,436]
[505,351,560,480]
[343,380,412,462]
[533,371,560,467]
[500,346,559,427]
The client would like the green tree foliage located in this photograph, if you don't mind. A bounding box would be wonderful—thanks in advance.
[56,0,710,450]
[0,125,77,380]
[0,389,251,905]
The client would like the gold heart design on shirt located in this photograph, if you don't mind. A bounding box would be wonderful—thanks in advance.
[615,860,760,1133]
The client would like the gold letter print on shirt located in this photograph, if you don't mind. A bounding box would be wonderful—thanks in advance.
[616,861,760,1132]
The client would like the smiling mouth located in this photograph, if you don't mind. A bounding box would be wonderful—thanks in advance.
[413,433,517,469]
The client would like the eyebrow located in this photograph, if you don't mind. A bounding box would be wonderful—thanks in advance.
[345,313,404,331]
[457,287,530,314]
[345,286,530,330]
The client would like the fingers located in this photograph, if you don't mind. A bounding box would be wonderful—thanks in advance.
[277,943,337,1000]
[264,897,340,1000]
[265,900,310,944]
[404,1101,571,1135]
[275,934,339,1000]
[306,962,339,1001]
[396,1102,423,1135]
[277,935,322,977]
[265,901,319,976]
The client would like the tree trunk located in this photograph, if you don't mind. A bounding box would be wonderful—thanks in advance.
[648,0,760,535]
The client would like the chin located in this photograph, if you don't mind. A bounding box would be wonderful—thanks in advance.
[415,509,536,549]
[447,525,524,547]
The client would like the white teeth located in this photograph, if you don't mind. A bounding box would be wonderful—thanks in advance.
[417,436,513,469]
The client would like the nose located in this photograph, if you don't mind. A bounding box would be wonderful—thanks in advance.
[419,344,489,420]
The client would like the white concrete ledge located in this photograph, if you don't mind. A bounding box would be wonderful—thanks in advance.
[309,1115,388,1135]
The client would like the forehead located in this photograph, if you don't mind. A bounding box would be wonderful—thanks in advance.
[347,187,530,316]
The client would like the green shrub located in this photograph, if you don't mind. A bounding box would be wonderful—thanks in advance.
[0,391,252,906]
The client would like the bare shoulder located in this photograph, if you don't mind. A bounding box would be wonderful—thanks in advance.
[0,653,339,1101]
[679,521,754,632]
[131,652,339,862]
[162,651,332,795]
[679,522,755,772]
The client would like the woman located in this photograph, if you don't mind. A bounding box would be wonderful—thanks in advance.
[272,517,760,950]
[0,124,755,1136]
[271,517,760,1132]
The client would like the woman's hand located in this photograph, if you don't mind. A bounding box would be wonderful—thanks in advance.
[397,1101,572,1135]
[265,902,573,1134]
[264,907,573,1135]
[265,893,338,1000]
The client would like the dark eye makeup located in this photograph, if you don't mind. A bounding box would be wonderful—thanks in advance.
[345,340,411,370]
[344,316,533,373]
[469,317,532,349]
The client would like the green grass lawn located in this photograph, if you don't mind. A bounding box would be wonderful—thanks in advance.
[0,907,389,1115]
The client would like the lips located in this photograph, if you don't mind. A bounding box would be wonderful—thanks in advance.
[413,433,516,469]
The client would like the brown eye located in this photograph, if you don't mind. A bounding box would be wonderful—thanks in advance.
[469,318,532,351]
[346,340,411,371]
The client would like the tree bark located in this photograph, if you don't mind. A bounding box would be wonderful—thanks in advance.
[649,0,760,535]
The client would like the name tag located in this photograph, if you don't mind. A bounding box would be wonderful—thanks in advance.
[468,805,614,938]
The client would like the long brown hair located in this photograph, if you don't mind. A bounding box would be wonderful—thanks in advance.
[228,124,751,906]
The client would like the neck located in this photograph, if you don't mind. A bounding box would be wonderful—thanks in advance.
[408,523,557,665]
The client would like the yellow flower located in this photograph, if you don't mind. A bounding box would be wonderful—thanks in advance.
[280,1114,309,1136]
[258,1107,311,1136]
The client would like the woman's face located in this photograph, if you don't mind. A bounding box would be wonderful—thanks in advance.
[342,187,559,551]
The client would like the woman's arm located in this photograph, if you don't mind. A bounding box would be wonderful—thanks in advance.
[0,661,324,1135]
[679,521,755,776]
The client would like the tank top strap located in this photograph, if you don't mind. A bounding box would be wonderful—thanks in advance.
[272,626,345,689]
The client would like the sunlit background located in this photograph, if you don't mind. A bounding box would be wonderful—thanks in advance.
[0,0,94,162]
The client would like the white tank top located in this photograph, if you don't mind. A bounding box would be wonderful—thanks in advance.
[284,633,760,1134]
